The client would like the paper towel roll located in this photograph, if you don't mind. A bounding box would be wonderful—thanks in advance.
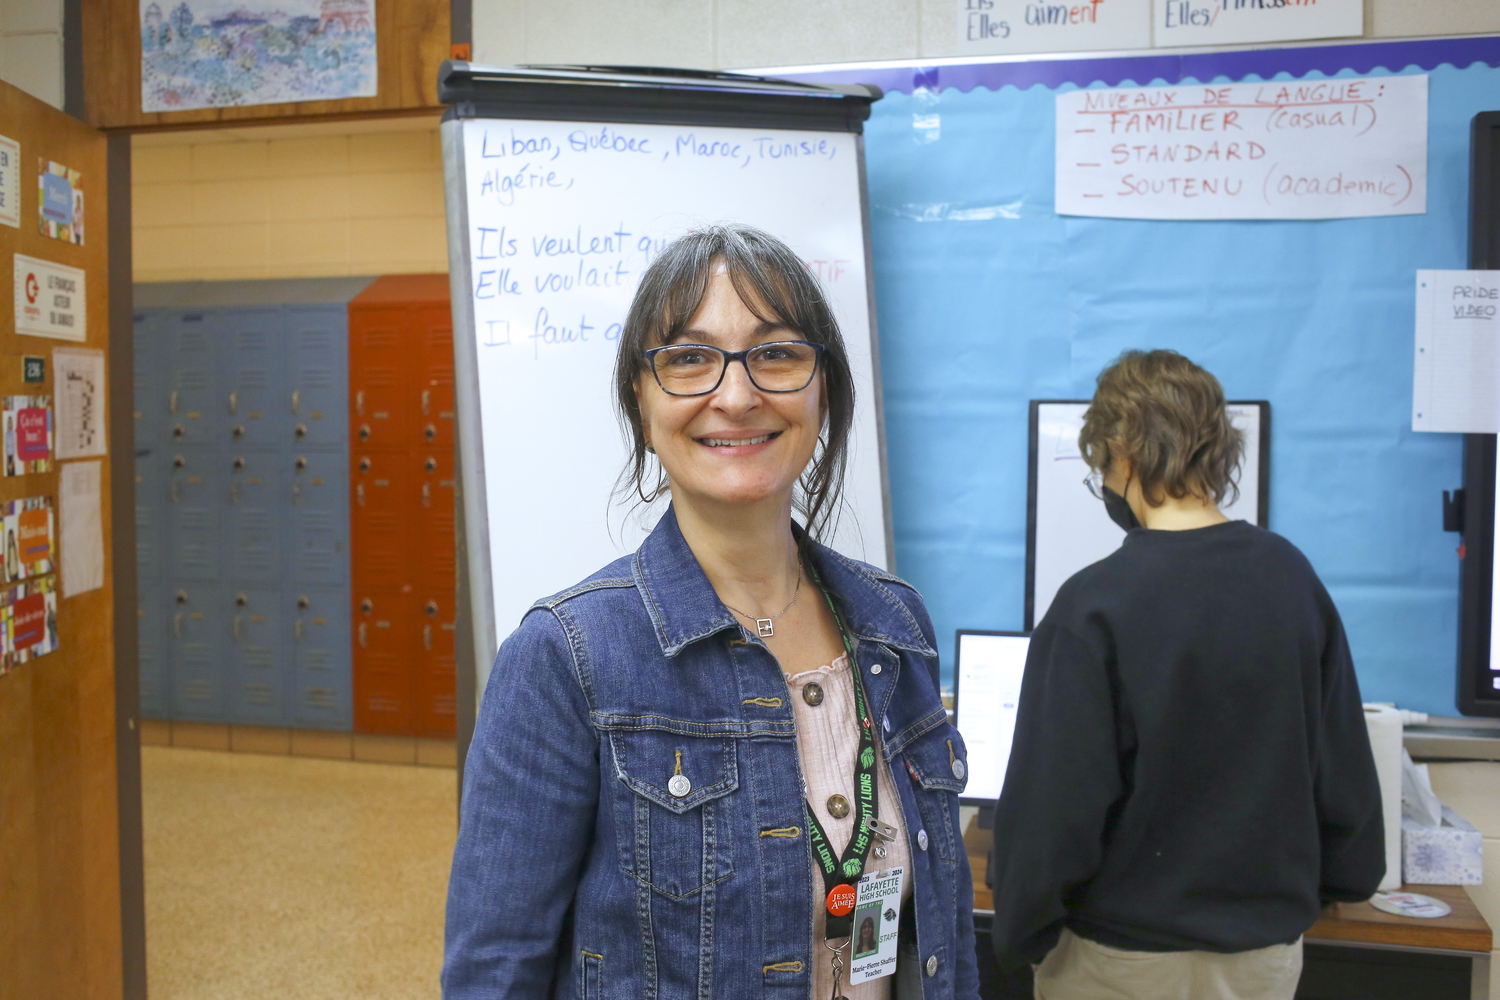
[1363,703,1404,890]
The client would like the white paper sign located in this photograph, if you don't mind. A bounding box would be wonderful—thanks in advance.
[60,460,103,597]
[0,136,18,229]
[52,348,106,458]
[14,254,86,341]
[957,0,1151,55]
[1056,75,1427,220]
[1412,270,1500,434]
[1154,0,1362,48]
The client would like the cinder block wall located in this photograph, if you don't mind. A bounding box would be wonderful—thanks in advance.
[132,117,447,283]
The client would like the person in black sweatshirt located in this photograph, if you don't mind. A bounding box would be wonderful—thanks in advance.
[991,349,1384,1000]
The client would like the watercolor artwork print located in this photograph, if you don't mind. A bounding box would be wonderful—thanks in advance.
[140,0,377,113]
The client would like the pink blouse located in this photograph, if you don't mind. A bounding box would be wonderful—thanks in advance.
[787,653,914,1000]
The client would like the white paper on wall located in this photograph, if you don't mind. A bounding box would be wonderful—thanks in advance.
[1055,75,1428,221]
[1154,0,1362,49]
[956,0,1151,56]
[53,347,106,459]
[1412,270,1500,434]
[59,460,103,597]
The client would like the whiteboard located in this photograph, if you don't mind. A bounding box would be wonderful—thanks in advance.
[952,630,1030,806]
[1025,400,1269,628]
[443,112,891,693]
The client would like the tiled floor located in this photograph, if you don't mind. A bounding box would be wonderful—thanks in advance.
[142,745,456,1000]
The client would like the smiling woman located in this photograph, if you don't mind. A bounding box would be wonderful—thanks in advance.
[443,225,979,1000]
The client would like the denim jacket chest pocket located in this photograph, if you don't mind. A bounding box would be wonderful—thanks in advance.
[602,721,741,899]
[893,723,970,864]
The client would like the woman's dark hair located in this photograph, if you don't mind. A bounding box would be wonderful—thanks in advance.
[1079,349,1243,507]
[613,224,855,540]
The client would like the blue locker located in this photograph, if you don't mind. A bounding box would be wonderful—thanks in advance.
[228,587,286,725]
[169,584,227,722]
[167,447,225,582]
[137,586,170,720]
[228,449,282,583]
[289,449,348,585]
[289,587,352,729]
[164,311,219,448]
[286,305,349,450]
[222,308,288,450]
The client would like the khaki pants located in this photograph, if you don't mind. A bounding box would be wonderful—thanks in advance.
[1034,928,1303,1000]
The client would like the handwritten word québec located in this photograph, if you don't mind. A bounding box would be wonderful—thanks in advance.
[568,126,651,154]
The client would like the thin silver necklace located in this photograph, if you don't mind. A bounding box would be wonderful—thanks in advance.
[723,570,802,638]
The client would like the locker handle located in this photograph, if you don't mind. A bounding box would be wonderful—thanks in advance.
[422,482,430,508]
[173,614,182,638]
[424,625,432,651]
[233,616,242,640]
[228,391,237,414]
[169,391,178,414]
[292,483,301,505]
[358,622,367,648]
[231,482,240,504]
[355,390,364,416]
[356,483,365,507]
[422,390,430,416]
[291,390,300,414]
[295,620,303,642]
[170,480,180,503]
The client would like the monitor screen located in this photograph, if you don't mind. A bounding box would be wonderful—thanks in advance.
[952,630,1031,805]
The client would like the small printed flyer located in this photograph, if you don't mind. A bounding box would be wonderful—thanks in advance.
[38,160,83,245]
[3,396,52,475]
[0,496,54,583]
[0,575,58,675]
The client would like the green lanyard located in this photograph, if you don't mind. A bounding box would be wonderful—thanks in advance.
[802,561,880,941]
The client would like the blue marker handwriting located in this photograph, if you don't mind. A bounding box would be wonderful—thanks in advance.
[531,224,632,258]
[478,162,570,206]
[480,130,562,161]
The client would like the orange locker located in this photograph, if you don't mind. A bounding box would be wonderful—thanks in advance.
[348,276,456,736]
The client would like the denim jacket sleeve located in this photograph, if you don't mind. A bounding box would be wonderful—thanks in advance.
[443,607,598,999]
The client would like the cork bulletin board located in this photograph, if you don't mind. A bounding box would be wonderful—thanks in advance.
[0,79,122,998]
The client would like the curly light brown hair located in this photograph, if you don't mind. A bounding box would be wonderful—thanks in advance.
[1078,349,1243,507]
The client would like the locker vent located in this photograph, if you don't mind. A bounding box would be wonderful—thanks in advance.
[433,695,456,717]
[303,649,333,671]
[304,687,337,708]
[360,330,398,348]
[174,368,209,387]
[183,679,214,701]
[237,331,270,349]
[236,367,269,388]
[365,367,397,386]
[243,647,276,669]
[299,330,332,349]
[367,695,402,713]
[300,368,333,387]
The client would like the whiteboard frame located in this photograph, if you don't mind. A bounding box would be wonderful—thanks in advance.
[1024,399,1272,630]
[438,65,890,775]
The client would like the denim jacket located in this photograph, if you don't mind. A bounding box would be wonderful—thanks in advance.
[443,508,978,1000]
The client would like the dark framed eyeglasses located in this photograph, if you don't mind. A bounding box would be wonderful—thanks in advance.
[644,341,826,397]
[1083,468,1106,500]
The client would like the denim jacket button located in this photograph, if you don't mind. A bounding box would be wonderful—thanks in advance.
[870,663,882,675]
[668,774,692,798]
[926,955,938,977]
[917,829,929,851]
[952,759,966,780]
[802,682,824,706]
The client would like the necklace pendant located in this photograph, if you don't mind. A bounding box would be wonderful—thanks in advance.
[756,618,774,637]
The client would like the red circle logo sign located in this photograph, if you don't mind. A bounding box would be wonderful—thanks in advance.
[826,884,857,917]
[24,273,38,304]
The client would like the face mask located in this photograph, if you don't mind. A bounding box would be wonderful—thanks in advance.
[1102,485,1141,532]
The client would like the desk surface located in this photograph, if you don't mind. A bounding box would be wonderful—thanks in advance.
[963,816,1492,955]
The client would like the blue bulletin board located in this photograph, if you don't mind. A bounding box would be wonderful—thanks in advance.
[791,38,1500,715]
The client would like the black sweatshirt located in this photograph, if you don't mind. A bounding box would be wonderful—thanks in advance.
[990,520,1384,969]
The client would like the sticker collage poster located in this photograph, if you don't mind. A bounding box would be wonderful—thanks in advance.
[4,396,52,476]
[0,496,58,675]
[0,575,59,673]
[38,160,83,245]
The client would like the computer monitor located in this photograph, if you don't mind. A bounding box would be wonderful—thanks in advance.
[952,630,1031,807]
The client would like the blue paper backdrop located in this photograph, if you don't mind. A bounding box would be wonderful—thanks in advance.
[854,60,1500,716]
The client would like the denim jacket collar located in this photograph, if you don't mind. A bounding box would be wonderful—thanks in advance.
[632,506,936,659]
